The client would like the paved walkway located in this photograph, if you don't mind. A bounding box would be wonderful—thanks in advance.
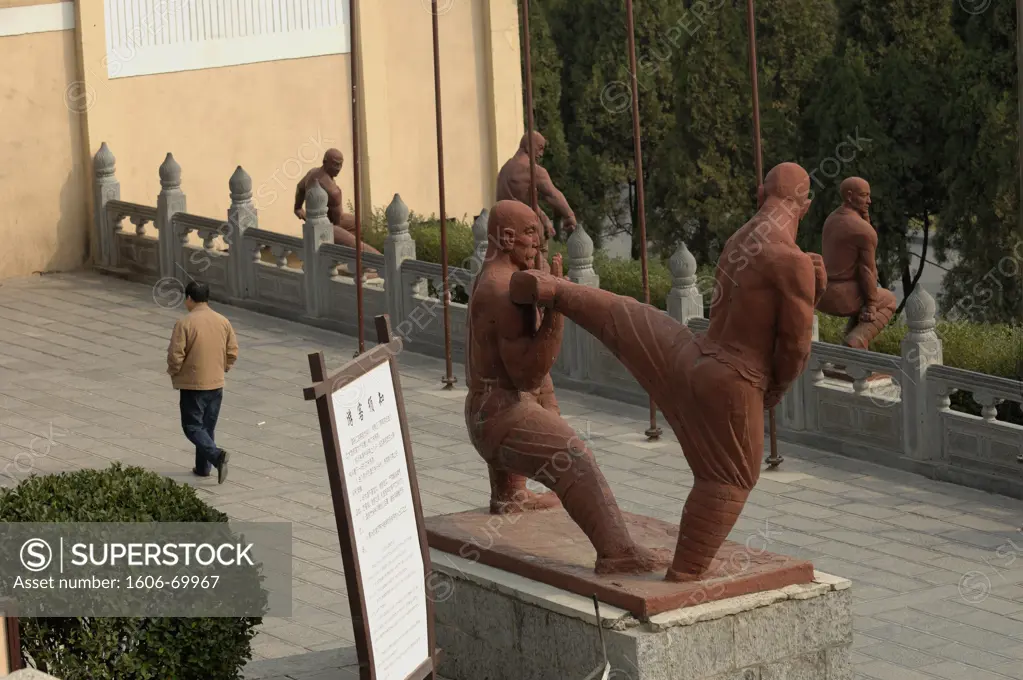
[1,272,1023,680]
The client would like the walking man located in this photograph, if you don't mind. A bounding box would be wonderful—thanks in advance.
[167,282,238,484]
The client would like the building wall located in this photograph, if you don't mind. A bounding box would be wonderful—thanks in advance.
[0,0,523,280]
[0,1,89,278]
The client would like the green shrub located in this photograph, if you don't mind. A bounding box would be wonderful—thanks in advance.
[0,464,263,680]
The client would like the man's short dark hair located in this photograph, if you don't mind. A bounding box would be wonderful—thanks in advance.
[185,281,210,303]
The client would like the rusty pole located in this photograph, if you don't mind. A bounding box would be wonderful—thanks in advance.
[624,0,661,441]
[521,0,541,264]
[745,0,782,468]
[350,0,365,355]
[431,0,456,389]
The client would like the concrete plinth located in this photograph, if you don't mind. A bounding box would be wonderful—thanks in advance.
[430,550,852,680]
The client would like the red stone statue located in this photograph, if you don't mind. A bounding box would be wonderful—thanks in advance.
[817,177,897,349]
[295,149,381,255]
[465,200,665,574]
[509,163,826,581]
[496,132,577,266]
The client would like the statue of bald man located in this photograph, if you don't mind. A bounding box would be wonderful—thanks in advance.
[817,177,897,349]
[294,149,381,257]
[509,163,826,581]
[496,132,577,268]
[465,199,665,575]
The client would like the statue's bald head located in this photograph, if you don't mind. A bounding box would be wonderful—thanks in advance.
[840,177,871,220]
[518,131,546,160]
[755,163,812,238]
[763,163,811,203]
[840,177,869,197]
[488,200,537,240]
[487,200,541,269]
[323,149,343,178]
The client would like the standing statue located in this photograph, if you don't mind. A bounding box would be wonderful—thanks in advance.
[496,132,577,268]
[508,163,826,581]
[295,149,382,256]
[465,200,664,574]
[817,177,897,349]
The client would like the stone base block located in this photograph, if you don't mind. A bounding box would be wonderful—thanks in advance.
[430,550,852,680]
[426,508,813,619]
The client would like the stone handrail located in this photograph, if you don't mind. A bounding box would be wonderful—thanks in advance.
[320,242,386,273]
[90,143,1023,500]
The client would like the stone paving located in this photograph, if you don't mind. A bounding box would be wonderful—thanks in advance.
[1,272,1023,680]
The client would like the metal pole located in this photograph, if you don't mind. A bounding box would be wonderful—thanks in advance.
[624,0,661,441]
[745,0,782,469]
[431,0,456,389]
[521,0,543,269]
[350,0,365,355]
[1018,0,1023,279]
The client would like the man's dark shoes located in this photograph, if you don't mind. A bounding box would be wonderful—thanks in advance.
[216,449,231,485]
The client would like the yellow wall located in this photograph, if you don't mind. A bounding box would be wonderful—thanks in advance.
[0,25,89,277]
[0,0,524,279]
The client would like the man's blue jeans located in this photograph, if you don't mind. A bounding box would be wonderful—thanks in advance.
[179,388,224,476]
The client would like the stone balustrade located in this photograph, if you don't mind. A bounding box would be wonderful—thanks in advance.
[92,144,1023,499]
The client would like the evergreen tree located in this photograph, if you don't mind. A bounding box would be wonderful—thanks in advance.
[938,2,1021,322]
[653,0,837,262]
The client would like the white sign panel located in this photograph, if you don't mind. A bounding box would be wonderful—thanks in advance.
[331,361,429,680]
[103,0,351,79]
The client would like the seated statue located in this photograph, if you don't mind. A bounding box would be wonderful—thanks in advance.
[496,131,577,262]
[465,200,664,574]
[508,163,826,581]
[295,148,382,256]
[817,177,896,349]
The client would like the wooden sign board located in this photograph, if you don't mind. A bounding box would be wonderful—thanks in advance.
[0,600,20,677]
[303,315,437,680]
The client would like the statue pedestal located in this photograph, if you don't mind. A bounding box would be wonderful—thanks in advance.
[426,511,852,680]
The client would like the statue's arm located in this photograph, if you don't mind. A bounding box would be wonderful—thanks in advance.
[767,252,816,401]
[856,229,881,309]
[536,167,576,224]
[496,299,563,391]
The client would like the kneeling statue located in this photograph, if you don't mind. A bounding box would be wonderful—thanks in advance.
[465,200,665,575]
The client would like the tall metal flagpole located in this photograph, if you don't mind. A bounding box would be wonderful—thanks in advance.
[624,0,661,441]
[431,0,456,389]
[350,0,365,354]
[746,0,782,468]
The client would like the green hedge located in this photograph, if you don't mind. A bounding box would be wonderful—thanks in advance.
[0,464,262,680]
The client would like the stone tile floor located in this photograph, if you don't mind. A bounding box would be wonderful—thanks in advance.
[1,272,1022,680]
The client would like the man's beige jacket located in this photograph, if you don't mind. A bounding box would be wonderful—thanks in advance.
[167,303,239,390]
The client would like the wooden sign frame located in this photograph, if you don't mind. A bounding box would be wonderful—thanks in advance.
[0,600,21,676]
[303,314,437,680]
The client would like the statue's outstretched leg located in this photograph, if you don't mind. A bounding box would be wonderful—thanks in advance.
[332,225,382,255]
[495,405,668,574]
[512,270,767,580]
[509,271,692,411]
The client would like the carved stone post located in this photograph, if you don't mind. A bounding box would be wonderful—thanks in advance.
[666,242,703,324]
[471,209,490,284]
[560,224,600,379]
[93,143,120,268]
[227,166,256,299]
[302,182,333,318]
[384,194,416,323]
[901,288,943,460]
[156,153,186,280]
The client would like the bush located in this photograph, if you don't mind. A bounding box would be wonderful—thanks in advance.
[0,464,263,680]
